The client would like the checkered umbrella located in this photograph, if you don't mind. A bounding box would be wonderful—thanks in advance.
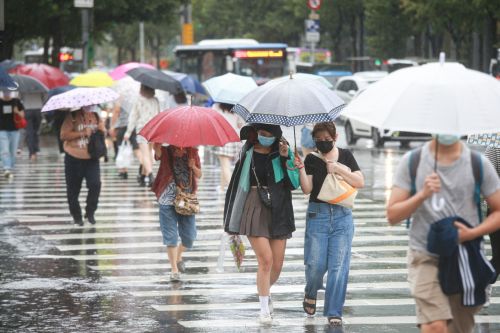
[467,133,500,148]
[233,74,345,127]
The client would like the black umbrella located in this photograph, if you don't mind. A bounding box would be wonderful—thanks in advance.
[126,67,183,94]
[11,74,49,94]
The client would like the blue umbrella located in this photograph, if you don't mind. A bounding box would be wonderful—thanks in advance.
[0,59,22,71]
[47,85,76,99]
[0,66,19,90]
[163,70,206,95]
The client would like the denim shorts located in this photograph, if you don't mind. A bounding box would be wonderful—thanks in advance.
[159,204,197,248]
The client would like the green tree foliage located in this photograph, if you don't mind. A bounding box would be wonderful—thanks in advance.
[192,0,308,45]
[2,0,182,64]
[365,0,411,59]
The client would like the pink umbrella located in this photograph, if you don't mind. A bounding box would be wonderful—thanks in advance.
[109,62,155,80]
[139,105,240,147]
[41,87,120,112]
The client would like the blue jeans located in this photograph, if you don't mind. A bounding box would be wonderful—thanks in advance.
[159,205,197,248]
[0,130,20,170]
[304,202,354,318]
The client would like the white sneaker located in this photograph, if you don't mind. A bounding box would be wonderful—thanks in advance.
[259,313,273,325]
[170,272,181,282]
[484,284,492,307]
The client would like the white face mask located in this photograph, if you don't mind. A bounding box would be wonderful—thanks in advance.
[1,91,17,99]
[433,134,461,146]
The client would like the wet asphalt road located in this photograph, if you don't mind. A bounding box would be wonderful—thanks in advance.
[0,132,498,333]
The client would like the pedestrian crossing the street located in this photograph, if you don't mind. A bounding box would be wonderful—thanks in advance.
[2,150,500,332]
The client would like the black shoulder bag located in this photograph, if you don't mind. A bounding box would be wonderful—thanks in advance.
[87,113,107,160]
[251,154,272,208]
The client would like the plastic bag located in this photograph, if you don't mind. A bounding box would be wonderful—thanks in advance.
[115,142,133,169]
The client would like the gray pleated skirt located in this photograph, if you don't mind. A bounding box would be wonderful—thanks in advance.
[239,188,291,240]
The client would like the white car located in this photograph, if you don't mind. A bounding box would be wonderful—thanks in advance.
[339,71,431,147]
[334,71,388,104]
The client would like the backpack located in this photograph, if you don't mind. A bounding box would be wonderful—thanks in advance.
[407,147,483,228]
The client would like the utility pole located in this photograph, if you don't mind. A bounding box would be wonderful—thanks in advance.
[181,1,193,45]
[0,0,4,60]
[81,9,89,71]
[75,0,94,71]
[139,21,145,63]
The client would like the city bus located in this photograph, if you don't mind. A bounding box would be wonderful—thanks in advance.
[174,39,287,84]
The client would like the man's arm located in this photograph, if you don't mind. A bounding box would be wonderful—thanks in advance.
[456,190,500,242]
[386,173,441,225]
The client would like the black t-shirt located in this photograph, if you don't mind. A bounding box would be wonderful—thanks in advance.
[304,148,361,203]
[250,151,269,186]
[0,99,24,131]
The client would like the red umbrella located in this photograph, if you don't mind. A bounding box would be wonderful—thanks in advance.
[9,64,69,89]
[139,105,240,147]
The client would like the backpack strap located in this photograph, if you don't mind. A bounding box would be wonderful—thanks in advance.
[406,147,423,228]
[470,150,483,222]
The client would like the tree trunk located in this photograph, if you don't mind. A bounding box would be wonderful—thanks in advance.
[0,31,15,60]
[349,15,358,71]
[43,35,50,64]
[129,48,136,62]
[51,18,62,67]
[359,11,365,70]
[117,47,123,65]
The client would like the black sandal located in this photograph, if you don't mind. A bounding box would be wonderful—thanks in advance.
[328,316,342,326]
[302,296,316,316]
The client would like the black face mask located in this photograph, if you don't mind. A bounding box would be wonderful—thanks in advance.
[316,141,334,154]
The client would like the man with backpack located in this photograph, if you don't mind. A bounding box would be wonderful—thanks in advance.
[386,134,500,333]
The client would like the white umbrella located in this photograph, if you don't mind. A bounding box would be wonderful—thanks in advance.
[273,73,333,89]
[41,87,119,112]
[343,57,500,136]
[203,73,257,105]
[343,53,500,210]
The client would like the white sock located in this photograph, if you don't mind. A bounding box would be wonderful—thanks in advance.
[259,296,270,315]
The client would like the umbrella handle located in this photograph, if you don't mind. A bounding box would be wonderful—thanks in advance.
[431,194,445,211]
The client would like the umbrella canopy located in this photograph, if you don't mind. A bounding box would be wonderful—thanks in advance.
[163,70,205,94]
[70,71,114,87]
[47,85,76,99]
[233,75,345,127]
[342,61,500,135]
[0,59,23,71]
[203,73,257,105]
[109,62,155,80]
[138,105,240,147]
[41,87,119,112]
[0,66,19,90]
[467,133,500,148]
[275,73,333,89]
[10,74,48,94]
[9,64,69,89]
[126,67,183,94]
[111,76,140,112]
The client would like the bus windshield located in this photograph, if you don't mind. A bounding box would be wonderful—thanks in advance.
[175,40,287,83]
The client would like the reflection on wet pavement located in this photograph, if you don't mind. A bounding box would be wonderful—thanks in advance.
[0,135,498,332]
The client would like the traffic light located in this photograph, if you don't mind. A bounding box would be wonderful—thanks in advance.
[59,52,74,62]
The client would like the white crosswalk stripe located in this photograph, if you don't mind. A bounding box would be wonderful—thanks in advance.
[2,151,499,332]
